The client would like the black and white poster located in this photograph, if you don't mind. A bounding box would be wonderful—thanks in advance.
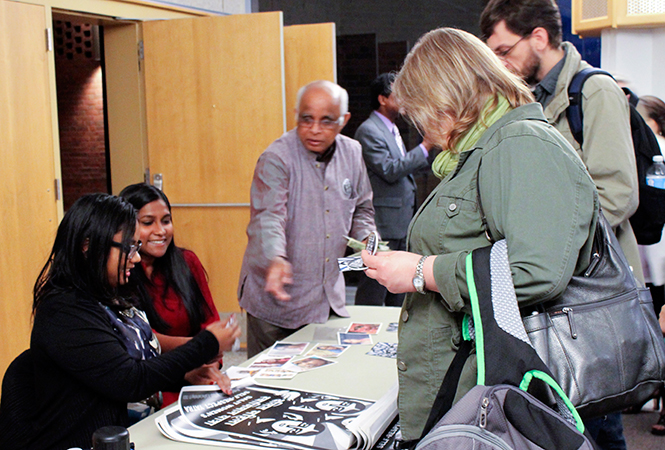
[167,382,385,450]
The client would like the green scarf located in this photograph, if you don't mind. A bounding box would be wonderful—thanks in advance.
[432,95,513,179]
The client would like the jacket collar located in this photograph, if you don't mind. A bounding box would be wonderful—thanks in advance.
[542,42,591,122]
[368,111,403,157]
[450,103,548,178]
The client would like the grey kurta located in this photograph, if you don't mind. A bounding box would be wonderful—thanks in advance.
[238,129,376,329]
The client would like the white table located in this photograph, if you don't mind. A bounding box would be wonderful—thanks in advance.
[128,306,400,449]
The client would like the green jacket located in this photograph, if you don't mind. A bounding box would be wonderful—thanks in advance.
[397,103,599,441]
[543,42,642,283]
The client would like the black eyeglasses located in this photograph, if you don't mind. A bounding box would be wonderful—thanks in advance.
[494,33,531,59]
[111,241,142,259]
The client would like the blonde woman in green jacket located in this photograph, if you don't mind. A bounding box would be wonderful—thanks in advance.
[361,27,599,443]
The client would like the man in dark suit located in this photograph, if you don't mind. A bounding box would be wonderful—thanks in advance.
[354,73,432,306]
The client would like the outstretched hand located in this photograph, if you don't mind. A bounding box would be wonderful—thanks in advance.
[265,256,293,301]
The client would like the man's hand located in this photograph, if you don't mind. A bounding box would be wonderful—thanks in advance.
[265,256,293,301]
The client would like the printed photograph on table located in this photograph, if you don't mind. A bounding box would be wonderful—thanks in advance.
[287,356,337,372]
[268,341,309,356]
[347,323,381,334]
[306,343,350,358]
[367,342,397,359]
[255,367,299,379]
[224,366,260,381]
[338,332,372,345]
[386,323,398,332]
[248,355,293,369]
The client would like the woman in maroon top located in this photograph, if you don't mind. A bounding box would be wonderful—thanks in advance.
[120,183,227,406]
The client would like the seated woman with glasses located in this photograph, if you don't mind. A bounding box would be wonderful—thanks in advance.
[120,183,229,406]
[0,193,240,450]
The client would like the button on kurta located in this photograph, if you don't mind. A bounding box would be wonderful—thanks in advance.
[324,186,329,190]
[397,360,407,371]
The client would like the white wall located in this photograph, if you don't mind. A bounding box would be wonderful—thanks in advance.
[601,26,665,101]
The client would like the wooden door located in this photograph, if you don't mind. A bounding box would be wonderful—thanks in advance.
[283,23,337,130]
[142,12,286,313]
[0,0,59,377]
[105,22,148,194]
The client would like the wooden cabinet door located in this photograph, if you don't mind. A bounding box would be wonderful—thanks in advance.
[142,12,286,313]
[0,0,59,377]
[284,23,337,130]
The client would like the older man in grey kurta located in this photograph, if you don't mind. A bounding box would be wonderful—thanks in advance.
[238,81,376,357]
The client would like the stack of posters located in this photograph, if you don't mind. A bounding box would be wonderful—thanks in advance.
[156,378,398,450]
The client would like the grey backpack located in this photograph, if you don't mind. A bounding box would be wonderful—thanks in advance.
[409,241,598,450]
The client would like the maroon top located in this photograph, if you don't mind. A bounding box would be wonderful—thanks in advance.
[145,249,220,406]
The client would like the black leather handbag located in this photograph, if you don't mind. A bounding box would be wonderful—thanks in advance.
[478,177,665,418]
[521,213,665,418]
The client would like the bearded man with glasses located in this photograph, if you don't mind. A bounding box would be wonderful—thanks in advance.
[238,80,377,358]
[481,1,640,449]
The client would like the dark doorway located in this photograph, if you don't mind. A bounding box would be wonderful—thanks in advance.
[53,17,110,211]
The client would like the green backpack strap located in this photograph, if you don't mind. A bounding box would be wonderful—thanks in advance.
[465,241,585,433]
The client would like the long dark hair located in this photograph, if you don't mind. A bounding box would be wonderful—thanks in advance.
[119,183,211,336]
[639,95,665,136]
[33,193,138,313]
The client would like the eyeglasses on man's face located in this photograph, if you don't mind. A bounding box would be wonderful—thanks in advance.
[494,33,531,59]
[111,241,142,259]
[297,115,342,130]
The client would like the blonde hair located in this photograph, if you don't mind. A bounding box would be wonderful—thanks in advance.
[393,27,534,152]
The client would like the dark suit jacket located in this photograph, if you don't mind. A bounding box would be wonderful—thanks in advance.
[355,112,429,240]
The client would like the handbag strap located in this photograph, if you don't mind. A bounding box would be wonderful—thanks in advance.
[475,158,495,244]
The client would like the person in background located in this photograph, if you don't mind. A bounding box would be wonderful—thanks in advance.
[360,28,598,444]
[635,94,665,435]
[636,95,665,320]
[481,1,641,446]
[354,73,432,307]
[637,95,665,149]
[0,193,240,450]
[120,183,226,406]
[238,80,376,358]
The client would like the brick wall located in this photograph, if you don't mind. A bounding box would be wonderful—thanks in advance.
[54,21,108,211]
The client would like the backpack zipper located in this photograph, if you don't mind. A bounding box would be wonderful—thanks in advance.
[479,397,489,428]
[416,425,512,450]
